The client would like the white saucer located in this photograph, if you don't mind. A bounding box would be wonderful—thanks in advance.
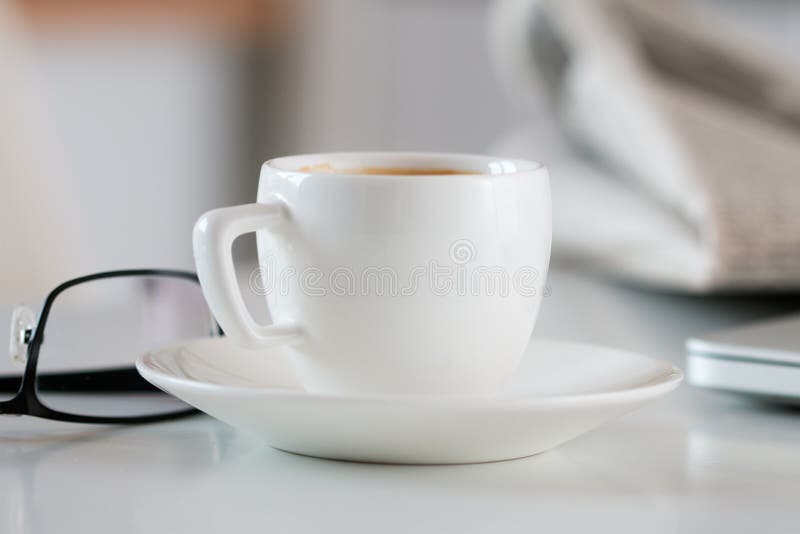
[137,338,682,464]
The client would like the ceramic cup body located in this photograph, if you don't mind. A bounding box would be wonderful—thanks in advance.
[193,152,551,396]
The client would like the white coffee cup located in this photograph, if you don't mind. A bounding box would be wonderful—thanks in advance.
[193,152,551,396]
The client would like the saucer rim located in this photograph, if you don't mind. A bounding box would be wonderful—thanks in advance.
[136,338,684,407]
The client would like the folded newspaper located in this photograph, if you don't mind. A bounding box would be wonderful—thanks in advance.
[490,0,800,292]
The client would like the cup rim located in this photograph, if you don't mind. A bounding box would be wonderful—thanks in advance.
[264,151,544,178]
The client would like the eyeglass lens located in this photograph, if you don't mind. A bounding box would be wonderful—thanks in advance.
[33,275,212,417]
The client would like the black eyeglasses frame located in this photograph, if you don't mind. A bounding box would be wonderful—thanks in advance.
[0,269,214,424]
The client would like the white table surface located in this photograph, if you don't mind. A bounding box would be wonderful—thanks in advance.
[2,267,799,534]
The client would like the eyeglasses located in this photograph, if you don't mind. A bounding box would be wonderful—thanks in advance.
[1,269,220,424]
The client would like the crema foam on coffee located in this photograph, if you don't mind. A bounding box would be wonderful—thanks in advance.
[298,163,477,176]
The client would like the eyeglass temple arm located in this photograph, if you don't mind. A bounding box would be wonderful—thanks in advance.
[0,367,158,393]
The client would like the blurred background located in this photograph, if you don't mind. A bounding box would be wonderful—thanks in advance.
[0,0,523,299]
[2,0,800,300]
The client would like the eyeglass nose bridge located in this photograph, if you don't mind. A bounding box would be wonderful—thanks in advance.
[9,305,35,365]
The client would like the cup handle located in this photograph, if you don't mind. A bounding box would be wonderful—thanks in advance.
[193,200,304,349]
